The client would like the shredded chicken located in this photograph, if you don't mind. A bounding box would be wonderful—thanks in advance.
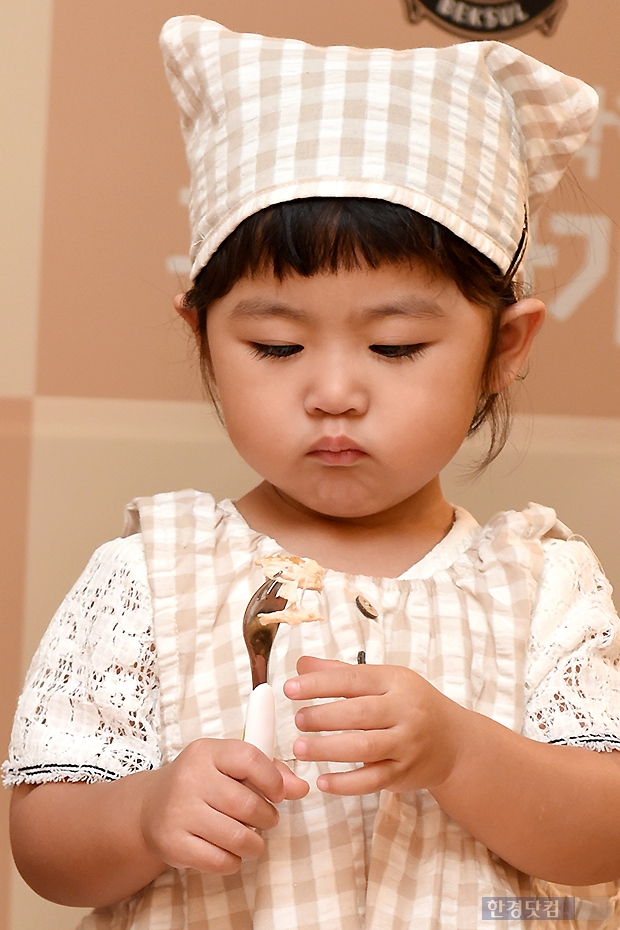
[255,555,325,625]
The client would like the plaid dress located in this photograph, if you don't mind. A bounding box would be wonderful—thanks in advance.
[6,490,620,928]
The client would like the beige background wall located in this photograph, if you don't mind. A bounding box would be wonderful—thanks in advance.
[2,2,619,928]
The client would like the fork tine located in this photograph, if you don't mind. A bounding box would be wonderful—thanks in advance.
[243,578,287,689]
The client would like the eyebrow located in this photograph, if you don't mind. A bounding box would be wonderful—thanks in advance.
[229,296,446,322]
[362,297,446,321]
[229,298,309,321]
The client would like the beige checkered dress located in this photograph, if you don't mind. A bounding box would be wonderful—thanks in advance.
[17,489,605,929]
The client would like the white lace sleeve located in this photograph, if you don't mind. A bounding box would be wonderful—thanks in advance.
[523,537,620,752]
[2,534,162,785]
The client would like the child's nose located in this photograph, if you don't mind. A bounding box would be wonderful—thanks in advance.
[303,359,369,417]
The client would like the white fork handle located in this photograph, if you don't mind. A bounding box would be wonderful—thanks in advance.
[243,683,275,760]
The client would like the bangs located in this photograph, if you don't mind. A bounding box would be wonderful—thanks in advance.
[187,198,517,314]
[221,198,449,278]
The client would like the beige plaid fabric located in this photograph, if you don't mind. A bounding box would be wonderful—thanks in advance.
[76,490,614,930]
[160,17,598,281]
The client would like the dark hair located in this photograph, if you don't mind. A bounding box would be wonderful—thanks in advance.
[184,197,522,468]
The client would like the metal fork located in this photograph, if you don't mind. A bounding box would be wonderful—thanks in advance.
[242,575,287,688]
[242,575,287,758]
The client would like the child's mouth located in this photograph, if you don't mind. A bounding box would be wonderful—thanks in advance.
[310,449,366,465]
[308,438,367,466]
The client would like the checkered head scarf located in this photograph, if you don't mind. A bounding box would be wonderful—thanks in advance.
[160,16,598,281]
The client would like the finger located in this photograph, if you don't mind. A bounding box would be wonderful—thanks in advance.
[189,802,267,860]
[284,663,389,702]
[205,770,280,831]
[213,740,285,803]
[167,831,244,875]
[296,655,349,675]
[273,760,310,800]
[293,730,393,765]
[315,761,396,796]
[295,694,394,733]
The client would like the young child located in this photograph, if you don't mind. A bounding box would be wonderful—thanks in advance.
[5,16,620,930]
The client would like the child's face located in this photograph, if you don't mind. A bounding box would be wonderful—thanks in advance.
[204,262,494,519]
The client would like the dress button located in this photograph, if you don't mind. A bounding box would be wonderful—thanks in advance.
[355,595,378,620]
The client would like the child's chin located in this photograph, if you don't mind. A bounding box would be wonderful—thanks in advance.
[303,493,393,521]
[272,480,408,521]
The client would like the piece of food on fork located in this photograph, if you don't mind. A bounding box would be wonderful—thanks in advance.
[255,555,325,626]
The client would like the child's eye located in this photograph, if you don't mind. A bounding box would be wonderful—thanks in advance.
[370,344,427,359]
[250,343,304,359]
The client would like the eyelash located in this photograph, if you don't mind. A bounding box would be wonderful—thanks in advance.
[249,343,428,360]
[370,344,427,360]
[250,343,303,359]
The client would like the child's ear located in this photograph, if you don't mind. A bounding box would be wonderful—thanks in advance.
[174,293,199,335]
[490,297,546,393]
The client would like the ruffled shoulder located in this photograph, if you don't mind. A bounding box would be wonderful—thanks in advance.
[476,501,570,554]
[124,488,220,544]
[462,502,570,600]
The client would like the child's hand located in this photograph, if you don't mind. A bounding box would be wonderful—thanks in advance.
[140,738,308,875]
[284,656,466,795]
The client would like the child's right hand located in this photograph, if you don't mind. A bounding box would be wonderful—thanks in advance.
[10,739,308,908]
[140,738,308,875]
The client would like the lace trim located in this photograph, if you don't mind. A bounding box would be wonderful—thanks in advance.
[547,735,620,752]
[3,534,162,787]
[523,537,620,752]
[3,763,131,786]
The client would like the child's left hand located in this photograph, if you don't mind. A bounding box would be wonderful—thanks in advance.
[283,655,466,795]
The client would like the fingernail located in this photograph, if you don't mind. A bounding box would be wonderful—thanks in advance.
[285,678,300,697]
[294,738,307,759]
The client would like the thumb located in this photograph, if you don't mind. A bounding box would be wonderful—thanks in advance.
[274,760,309,800]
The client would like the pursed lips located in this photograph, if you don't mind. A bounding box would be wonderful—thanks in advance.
[307,437,367,465]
